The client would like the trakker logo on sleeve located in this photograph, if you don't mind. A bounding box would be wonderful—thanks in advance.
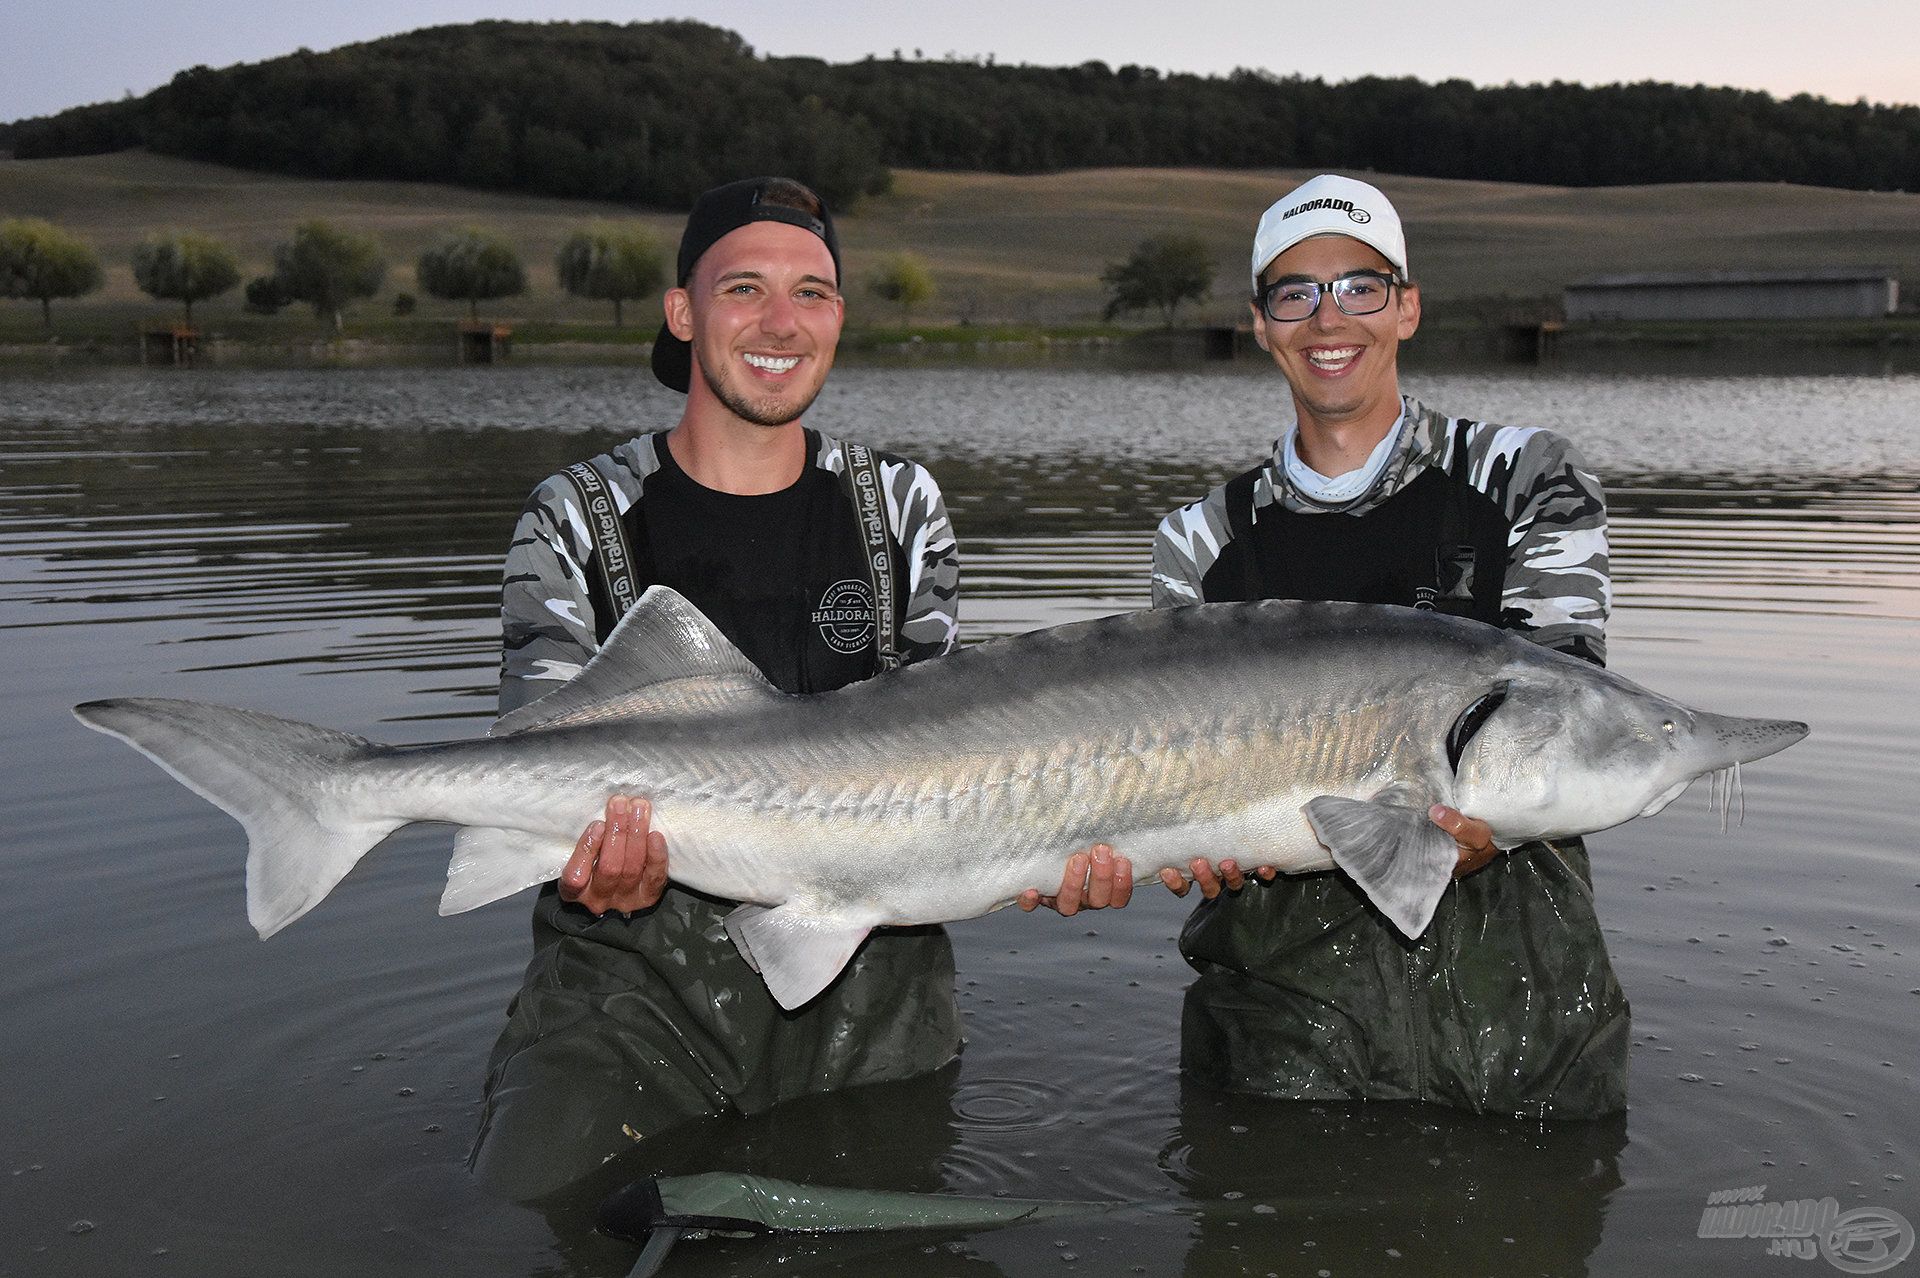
[1282,197,1373,224]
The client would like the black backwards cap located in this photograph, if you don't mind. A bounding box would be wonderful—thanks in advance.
[651,176,842,393]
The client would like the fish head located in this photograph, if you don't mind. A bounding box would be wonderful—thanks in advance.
[1449,659,1809,841]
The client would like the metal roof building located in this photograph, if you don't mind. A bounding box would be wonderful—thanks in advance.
[1564,268,1899,322]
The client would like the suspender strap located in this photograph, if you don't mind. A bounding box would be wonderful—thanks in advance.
[1223,467,1264,601]
[840,442,900,672]
[560,461,642,623]
[1449,418,1474,484]
[1438,419,1475,550]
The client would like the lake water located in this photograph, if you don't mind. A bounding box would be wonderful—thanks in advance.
[3,363,1917,1277]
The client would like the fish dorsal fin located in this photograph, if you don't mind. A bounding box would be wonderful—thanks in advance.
[492,585,777,735]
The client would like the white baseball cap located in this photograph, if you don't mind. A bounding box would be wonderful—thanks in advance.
[1250,174,1408,291]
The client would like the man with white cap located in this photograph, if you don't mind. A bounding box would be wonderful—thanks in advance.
[1151,174,1628,1118]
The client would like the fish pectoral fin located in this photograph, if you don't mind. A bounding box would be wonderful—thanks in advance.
[1304,795,1456,940]
[440,827,574,916]
[723,904,872,1012]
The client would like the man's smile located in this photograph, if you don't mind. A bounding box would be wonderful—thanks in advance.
[743,352,800,374]
[1303,344,1363,374]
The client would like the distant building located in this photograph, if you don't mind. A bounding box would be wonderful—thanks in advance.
[1564,268,1899,322]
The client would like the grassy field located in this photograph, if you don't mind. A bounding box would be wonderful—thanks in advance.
[2,149,1916,338]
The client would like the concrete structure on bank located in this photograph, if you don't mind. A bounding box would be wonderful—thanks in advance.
[1564,268,1899,322]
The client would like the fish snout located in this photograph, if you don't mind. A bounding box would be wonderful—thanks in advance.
[1699,713,1809,768]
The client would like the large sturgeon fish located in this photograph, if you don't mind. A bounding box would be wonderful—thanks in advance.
[76,587,1806,1009]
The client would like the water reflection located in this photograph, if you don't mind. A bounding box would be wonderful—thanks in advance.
[1167,1086,1627,1277]
[11,420,1919,636]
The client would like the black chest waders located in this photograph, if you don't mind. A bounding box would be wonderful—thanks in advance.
[1218,421,1505,620]
[565,445,900,678]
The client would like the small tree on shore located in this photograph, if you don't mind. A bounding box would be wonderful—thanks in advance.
[244,274,292,314]
[416,227,525,321]
[556,223,663,327]
[1101,234,1214,327]
[868,252,935,326]
[272,220,386,331]
[0,218,104,329]
[132,231,241,324]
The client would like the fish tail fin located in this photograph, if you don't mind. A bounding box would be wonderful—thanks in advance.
[74,697,403,937]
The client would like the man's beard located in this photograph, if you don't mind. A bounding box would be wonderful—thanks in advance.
[698,357,823,428]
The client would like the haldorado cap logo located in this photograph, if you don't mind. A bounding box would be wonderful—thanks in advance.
[1281,197,1372,224]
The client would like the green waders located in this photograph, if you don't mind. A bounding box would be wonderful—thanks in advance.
[470,883,960,1200]
[1180,838,1630,1119]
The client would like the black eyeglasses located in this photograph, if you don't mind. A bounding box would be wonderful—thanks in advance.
[1255,271,1399,323]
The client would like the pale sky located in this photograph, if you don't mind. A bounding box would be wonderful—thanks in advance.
[5,0,1918,124]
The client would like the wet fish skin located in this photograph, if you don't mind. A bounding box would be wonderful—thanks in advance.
[73,587,1807,1009]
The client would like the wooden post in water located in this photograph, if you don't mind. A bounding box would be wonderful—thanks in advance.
[1501,320,1562,364]
[140,325,199,368]
[459,322,512,364]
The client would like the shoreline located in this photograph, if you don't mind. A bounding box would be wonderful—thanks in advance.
[2,317,1916,372]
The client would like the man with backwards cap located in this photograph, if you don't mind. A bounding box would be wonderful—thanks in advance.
[1152,174,1628,1118]
[471,177,1130,1195]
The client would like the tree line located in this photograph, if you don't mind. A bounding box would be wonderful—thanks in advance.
[4,22,888,209]
[0,218,669,330]
[5,20,1917,205]
[0,216,951,332]
[827,62,1920,191]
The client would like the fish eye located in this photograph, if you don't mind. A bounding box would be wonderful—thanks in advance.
[1661,720,1676,734]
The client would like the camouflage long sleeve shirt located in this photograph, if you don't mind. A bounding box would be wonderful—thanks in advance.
[1151,395,1610,661]
[500,430,961,711]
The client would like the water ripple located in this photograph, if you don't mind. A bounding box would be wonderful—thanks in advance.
[950,1077,1072,1133]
